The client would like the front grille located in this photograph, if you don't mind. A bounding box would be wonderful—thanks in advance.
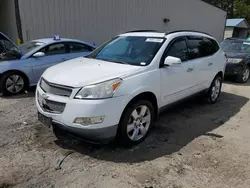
[37,92,66,114]
[40,78,72,97]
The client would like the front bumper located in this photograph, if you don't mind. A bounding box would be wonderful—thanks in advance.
[225,63,244,76]
[36,85,129,143]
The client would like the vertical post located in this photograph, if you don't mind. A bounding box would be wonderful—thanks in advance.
[14,0,23,44]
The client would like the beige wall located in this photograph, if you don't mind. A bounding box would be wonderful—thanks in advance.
[224,27,234,39]
[0,0,18,43]
[18,0,227,44]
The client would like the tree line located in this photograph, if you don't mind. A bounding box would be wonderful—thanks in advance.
[203,0,250,22]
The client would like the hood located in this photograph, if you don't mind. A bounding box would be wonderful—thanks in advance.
[0,32,19,50]
[225,51,249,58]
[42,57,143,87]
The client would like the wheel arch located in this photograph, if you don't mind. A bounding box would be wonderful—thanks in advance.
[120,91,159,123]
[216,71,224,80]
[0,70,30,86]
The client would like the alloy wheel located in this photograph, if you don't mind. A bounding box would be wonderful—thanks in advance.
[242,68,250,82]
[127,105,151,141]
[210,78,221,102]
[5,75,24,94]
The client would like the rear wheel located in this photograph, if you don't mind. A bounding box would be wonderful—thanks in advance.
[118,100,155,147]
[237,66,250,83]
[206,75,222,104]
[0,72,27,96]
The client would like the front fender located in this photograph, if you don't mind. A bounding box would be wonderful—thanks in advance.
[114,70,161,112]
[0,60,32,84]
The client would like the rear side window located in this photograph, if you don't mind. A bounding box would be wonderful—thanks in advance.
[202,37,219,56]
[68,42,94,53]
[187,36,220,60]
[187,37,203,60]
[166,38,188,61]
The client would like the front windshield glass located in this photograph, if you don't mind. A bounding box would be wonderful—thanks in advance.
[0,38,21,60]
[19,41,45,54]
[221,40,250,53]
[0,39,20,54]
[88,36,165,66]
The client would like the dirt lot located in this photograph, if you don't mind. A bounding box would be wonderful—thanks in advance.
[1,81,250,188]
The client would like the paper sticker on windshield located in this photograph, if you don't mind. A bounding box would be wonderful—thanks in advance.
[146,38,164,43]
[243,42,250,46]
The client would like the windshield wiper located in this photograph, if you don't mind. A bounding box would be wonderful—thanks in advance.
[112,60,130,65]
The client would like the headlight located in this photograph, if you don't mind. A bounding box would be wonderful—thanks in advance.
[227,58,243,63]
[74,78,122,99]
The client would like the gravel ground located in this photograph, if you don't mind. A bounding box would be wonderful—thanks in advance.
[1,81,250,188]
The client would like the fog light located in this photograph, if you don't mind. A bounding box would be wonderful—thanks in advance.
[74,116,105,126]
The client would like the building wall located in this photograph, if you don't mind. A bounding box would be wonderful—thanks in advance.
[18,0,227,44]
[224,27,234,39]
[0,0,18,42]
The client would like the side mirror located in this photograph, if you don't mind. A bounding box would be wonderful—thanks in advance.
[33,52,45,58]
[164,56,182,66]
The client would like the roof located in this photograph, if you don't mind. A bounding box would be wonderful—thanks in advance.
[120,32,166,38]
[33,38,86,44]
[120,30,214,39]
[226,18,250,28]
[31,38,96,47]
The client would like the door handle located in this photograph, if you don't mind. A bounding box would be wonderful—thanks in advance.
[208,62,213,66]
[187,68,194,72]
[61,58,67,61]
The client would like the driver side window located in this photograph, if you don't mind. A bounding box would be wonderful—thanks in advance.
[166,38,188,62]
[45,43,66,55]
[36,43,66,56]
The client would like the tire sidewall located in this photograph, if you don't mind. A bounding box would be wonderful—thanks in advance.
[0,72,27,96]
[118,100,155,147]
[207,75,222,104]
[238,66,250,83]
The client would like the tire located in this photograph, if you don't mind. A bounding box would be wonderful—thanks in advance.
[206,75,222,104]
[117,100,155,147]
[236,66,250,83]
[0,71,27,96]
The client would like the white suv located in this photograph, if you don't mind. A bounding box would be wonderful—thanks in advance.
[36,30,226,146]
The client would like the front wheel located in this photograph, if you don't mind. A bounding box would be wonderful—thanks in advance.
[118,100,155,147]
[206,75,222,104]
[0,72,27,96]
[237,66,250,83]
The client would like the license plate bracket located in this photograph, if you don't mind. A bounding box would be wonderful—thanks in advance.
[38,112,52,128]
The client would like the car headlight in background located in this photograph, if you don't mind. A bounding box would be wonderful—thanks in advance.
[74,78,122,99]
[227,58,243,63]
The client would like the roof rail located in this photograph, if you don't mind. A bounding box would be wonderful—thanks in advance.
[125,30,161,33]
[165,30,212,36]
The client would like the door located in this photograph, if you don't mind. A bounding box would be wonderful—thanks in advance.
[31,43,70,82]
[186,36,220,90]
[186,36,207,91]
[160,37,196,105]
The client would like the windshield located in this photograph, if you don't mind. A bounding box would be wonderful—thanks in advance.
[0,38,21,60]
[221,40,250,53]
[19,41,45,54]
[88,36,165,66]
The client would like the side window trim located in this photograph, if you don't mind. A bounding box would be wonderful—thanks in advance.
[160,36,188,67]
